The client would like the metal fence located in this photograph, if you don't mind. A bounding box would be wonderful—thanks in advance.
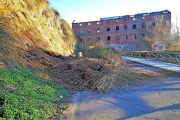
[123,51,180,63]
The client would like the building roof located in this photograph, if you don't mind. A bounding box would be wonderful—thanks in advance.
[100,10,171,21]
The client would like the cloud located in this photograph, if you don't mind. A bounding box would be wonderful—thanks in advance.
[123,0,129,6]
[48,1,80,14]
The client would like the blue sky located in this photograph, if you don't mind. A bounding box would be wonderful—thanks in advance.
[48,0,180,26]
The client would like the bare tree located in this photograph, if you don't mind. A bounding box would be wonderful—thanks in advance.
[170,16,180,50]
[142,17,171,51]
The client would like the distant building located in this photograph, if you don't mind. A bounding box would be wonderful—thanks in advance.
[72,10,171,51]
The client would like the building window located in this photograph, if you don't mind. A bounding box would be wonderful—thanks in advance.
[97,37,100,42]
[152,22,155,27]
[97,22,100,24]
[97,28,100,33]
[124,34,128,40]
[116,35,120,41]
[142,34,145,39]
[133,34,137,39]
[133,24,136,29]
[88,29,91,34]
[107,27,110,32]
[133,18,136,20]
[142,17,145,19]
[124,19,127,22]
[116,20,119,22]
[116,26,119,31]
[88,23,91,25]
[107,21,109,23]
[79,29,82,34]
[107,36,111,41]
[142,24,145,29]
[124,25,128,30]
[79,24,82,26]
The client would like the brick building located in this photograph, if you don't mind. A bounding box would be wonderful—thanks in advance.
[72,10,171,51]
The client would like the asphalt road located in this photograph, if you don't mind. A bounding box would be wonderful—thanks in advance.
[60,61,180,120]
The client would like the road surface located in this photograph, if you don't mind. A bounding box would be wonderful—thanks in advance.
[60,61,180,120]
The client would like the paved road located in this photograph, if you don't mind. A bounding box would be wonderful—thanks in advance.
[123,56,180,73]
[61,61,180,120]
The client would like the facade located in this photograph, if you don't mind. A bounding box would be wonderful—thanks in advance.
[72,10,171,51]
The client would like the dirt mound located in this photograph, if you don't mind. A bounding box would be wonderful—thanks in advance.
[7,46,119,92]
[45,57,110,91]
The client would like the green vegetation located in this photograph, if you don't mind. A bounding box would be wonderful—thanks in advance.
[87,47,117,59]
[81,41,124,66]
[0,66,69,120]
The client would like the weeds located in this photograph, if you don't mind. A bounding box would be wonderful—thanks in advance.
[0,66,69,119]
[82,41,124,66]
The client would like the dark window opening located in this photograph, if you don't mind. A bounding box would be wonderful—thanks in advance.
[133,24,136,29]
[124,25,128,30]
[107,21,109,23]
[124,19,127,22]
[97,28,100,33]
[116,35,120,41]
[152,22,155,27]
[88,29,91,34]
[79,29,82,34]
[97,37,100,42]
[116,26,119,31]
[133,34,137,39]
[142,24,145,29]
[142,34,145,39]
[124,35,128,40]
[107,27,110,32]
[107,36,111,41]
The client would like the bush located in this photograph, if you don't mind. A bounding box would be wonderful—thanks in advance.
[86,42,124,66]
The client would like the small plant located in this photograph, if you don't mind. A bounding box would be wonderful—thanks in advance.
[0,66,69,119]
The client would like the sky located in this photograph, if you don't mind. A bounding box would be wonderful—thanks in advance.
[48,0,180,26]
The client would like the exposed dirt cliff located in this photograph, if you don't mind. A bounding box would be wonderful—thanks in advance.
[0,0,76,61]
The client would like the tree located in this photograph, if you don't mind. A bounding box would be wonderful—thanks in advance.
[170,16,180,50]
[142,17,171,51]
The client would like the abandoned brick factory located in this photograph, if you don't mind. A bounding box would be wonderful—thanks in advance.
[72,10,171,51]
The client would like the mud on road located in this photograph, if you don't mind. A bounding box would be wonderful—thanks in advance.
[60,60,180,120]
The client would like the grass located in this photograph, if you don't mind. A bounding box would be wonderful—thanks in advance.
[0,66,69,120]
